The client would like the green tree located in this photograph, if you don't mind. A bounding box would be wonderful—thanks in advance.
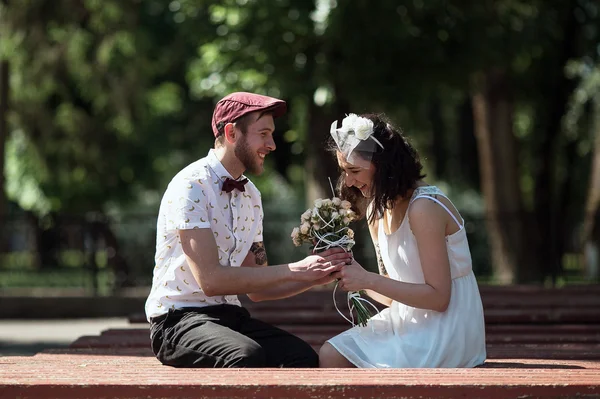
[2,0,598,286]
[0,0,9,250]
[0,0,215,281]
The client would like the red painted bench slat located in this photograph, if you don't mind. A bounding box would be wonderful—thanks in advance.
[1,350,599,399]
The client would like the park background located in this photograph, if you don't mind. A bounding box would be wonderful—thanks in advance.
[0,0,599,304]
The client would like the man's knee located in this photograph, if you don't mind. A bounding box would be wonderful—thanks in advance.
[277,338,318,368]
[225,342,266,367]
[294,347,319,368]
[157,337,267,368]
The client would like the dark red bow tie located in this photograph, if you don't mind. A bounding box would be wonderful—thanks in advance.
[222,177,248,193]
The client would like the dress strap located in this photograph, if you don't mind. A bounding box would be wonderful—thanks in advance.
[412,195,463,229]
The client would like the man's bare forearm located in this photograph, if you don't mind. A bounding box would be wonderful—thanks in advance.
[243,241,321,300]
[192,261,294,297]
[247,280,316,301]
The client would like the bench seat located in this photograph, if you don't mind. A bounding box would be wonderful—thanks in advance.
[4,285,599,398]
[1,349,599,399]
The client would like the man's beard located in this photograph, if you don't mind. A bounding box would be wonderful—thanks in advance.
[235,134,262,175]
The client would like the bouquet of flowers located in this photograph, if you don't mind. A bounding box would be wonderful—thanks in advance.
[291,197,377,327]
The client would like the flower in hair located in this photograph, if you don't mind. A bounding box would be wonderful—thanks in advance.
[340,114,374,140]
[330,113,384,169]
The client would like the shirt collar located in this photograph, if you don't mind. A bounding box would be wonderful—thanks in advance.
[206,149,246,183]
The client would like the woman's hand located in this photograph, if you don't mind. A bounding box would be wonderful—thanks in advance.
[310,247,353,286]
[333,259,375,292]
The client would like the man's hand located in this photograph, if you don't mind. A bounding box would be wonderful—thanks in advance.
[289,248,352,282]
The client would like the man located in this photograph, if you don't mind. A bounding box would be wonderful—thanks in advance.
[145,92,350,368]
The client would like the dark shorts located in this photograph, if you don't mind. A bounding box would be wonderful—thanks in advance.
[150,304,318,368]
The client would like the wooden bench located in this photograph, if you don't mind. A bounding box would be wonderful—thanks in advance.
[126,285,600,349]
[2,285,600,398]
[2,349,599,398]
[69,328,600,361]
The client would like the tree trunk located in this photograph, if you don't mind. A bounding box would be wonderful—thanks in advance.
[471,69,529,284]
[305,101,345,203]
[0,61,8,251]
[457,97,480,190]
[429,96,446,179]
[532,0,579,284]
[582,96,600,280]
[90,219,133,291]
[533,0,582,282]
[37,213,61,269]
[26,211,42,269]
[85,220,100,296]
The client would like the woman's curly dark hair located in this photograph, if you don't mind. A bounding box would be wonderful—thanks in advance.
[327,113,426,225]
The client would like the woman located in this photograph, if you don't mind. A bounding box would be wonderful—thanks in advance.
[320,113,486,368]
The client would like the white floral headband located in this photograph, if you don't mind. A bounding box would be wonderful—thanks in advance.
[330,114,384,169]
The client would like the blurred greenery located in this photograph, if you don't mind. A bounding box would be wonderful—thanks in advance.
[0,0,599,292]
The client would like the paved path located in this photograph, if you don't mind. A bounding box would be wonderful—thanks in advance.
[0,318,143,356]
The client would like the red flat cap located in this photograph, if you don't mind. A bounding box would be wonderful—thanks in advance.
[211,92,287,137]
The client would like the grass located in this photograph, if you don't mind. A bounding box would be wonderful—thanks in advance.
[0,251,108,270]
[0,269,116,295]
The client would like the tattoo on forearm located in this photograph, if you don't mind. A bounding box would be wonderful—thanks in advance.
[375,242,388,276]
[250,241,268,266]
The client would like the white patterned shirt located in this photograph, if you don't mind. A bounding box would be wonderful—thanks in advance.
[145,149,264,320]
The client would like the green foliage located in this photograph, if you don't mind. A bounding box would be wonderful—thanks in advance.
[5,130,51,213]
[0,0,216,216]
[1,0,599,284]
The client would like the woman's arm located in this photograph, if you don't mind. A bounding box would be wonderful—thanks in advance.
[337,199,452,312]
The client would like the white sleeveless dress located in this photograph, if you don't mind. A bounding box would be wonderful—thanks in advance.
[327,186,487,368]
